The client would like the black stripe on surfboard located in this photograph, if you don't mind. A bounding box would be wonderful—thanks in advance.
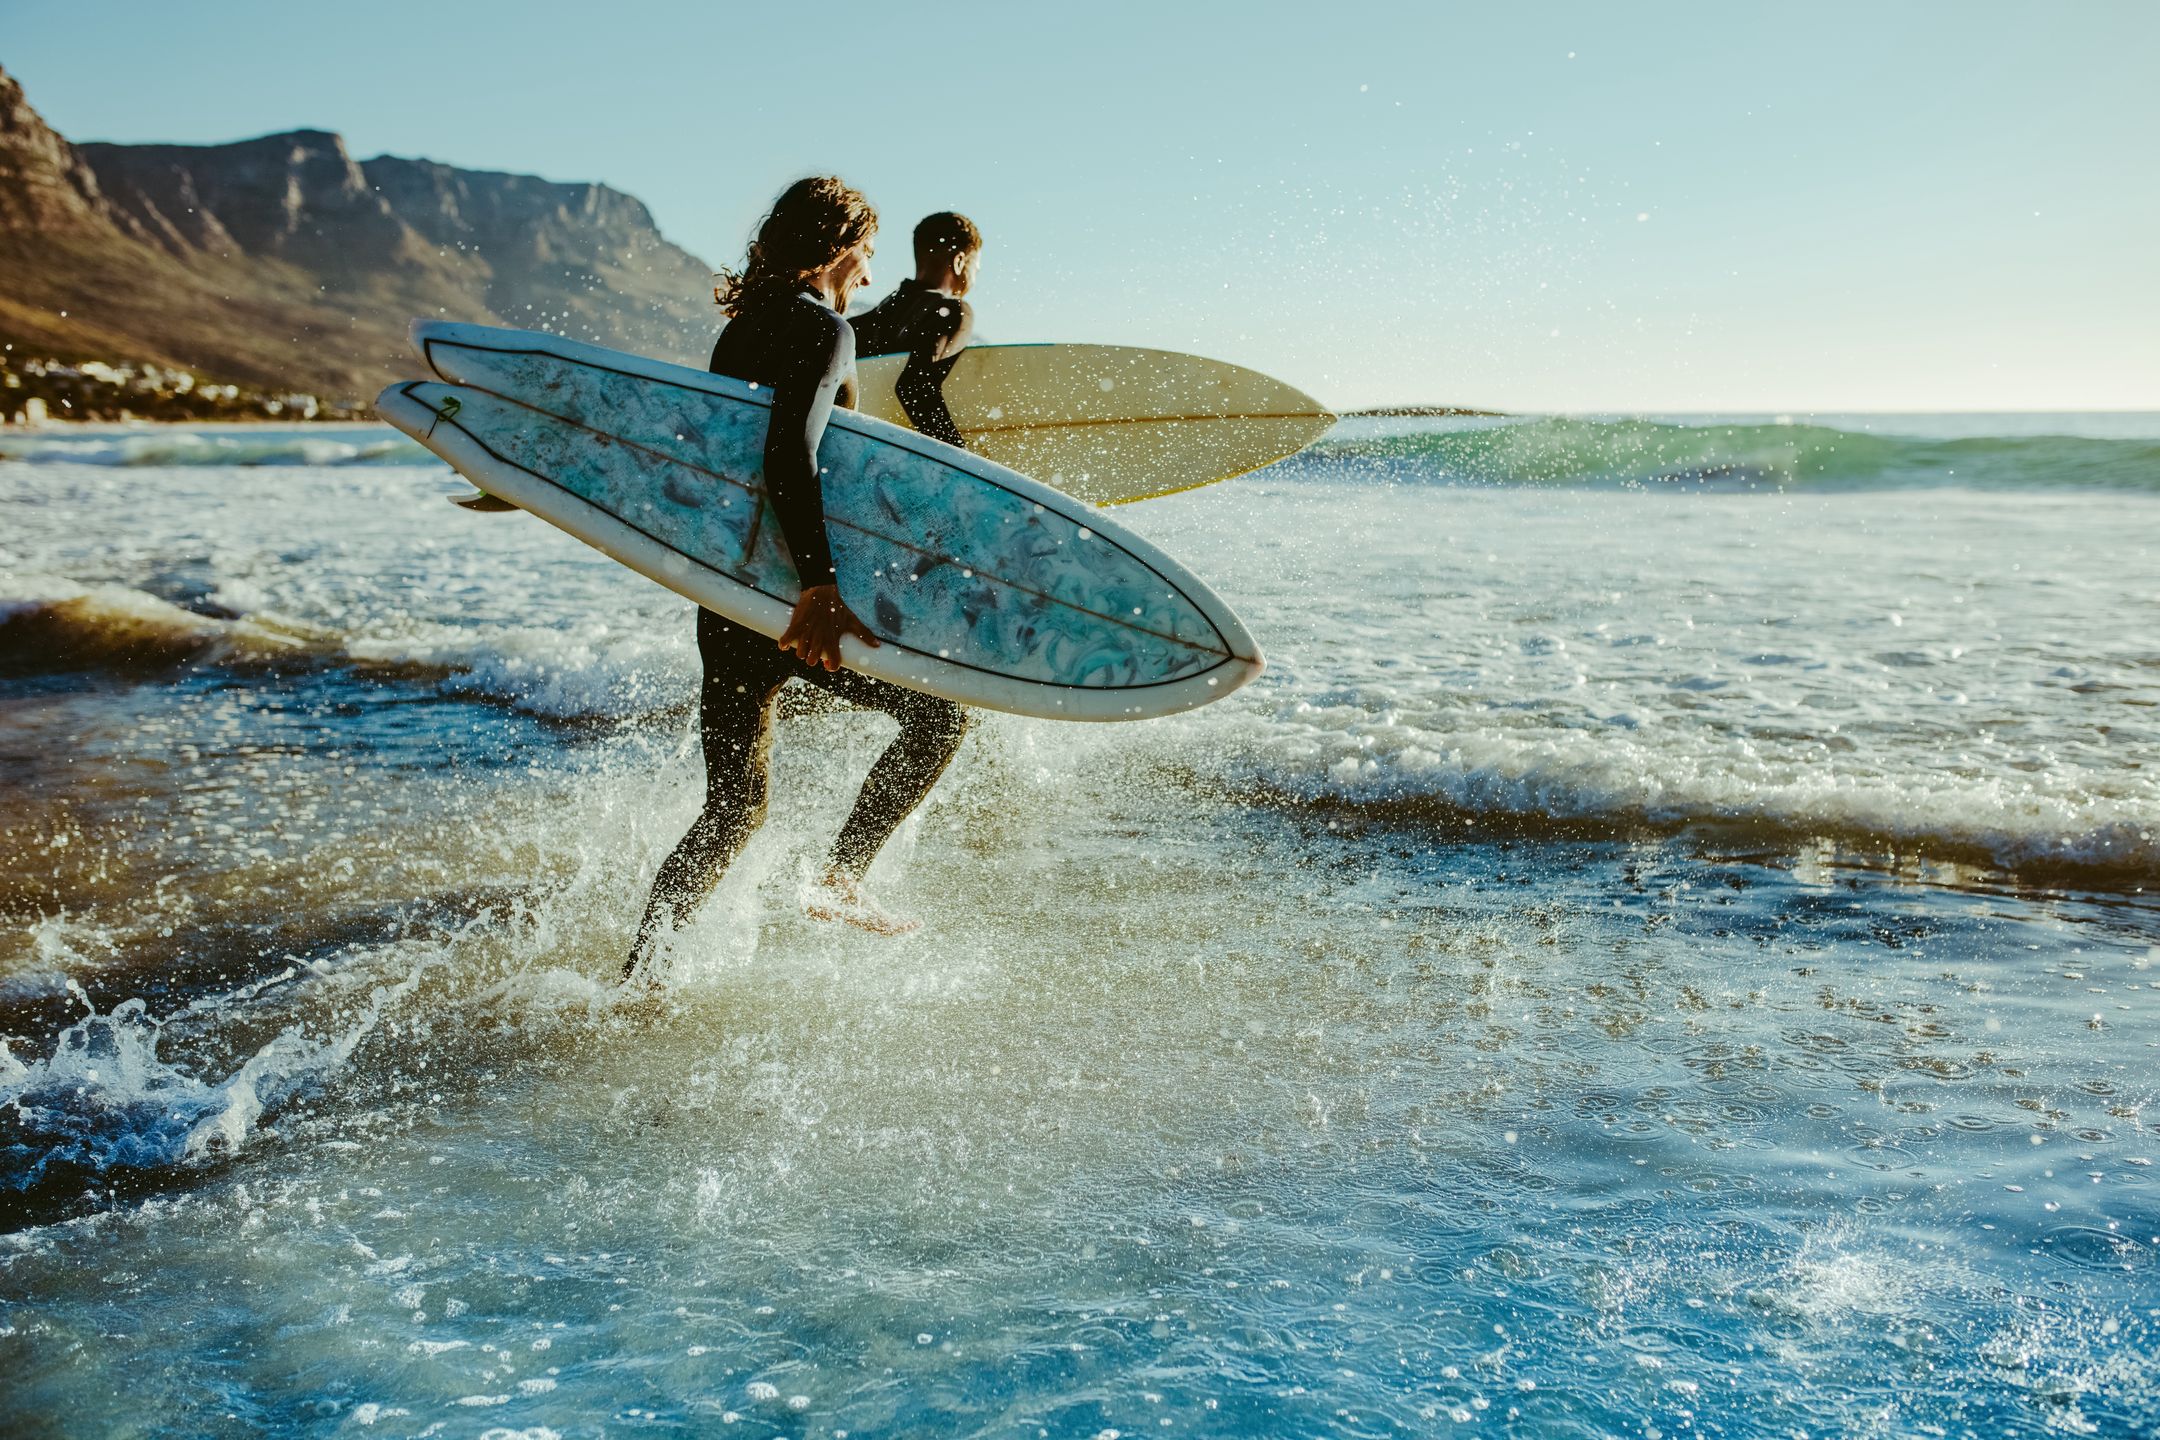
[413,338,1242,660]
[417,333,1240,663]
[431,375,1233,662]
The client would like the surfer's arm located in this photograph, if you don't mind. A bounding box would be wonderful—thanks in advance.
[768,311,880,671]
[896,354,966,449]
[894,297,972,450]
[763,313,853,590]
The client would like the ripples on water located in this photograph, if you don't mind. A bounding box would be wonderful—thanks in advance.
[1,418,2156,1436]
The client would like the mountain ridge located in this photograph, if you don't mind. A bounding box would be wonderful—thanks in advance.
[0,64,718,403]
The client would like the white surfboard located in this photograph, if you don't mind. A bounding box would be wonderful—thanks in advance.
[379,322,1263,722]
[855,343,1334,505]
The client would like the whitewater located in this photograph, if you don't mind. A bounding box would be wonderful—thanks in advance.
[6,414,2156,877]
[1,412,2156,1437]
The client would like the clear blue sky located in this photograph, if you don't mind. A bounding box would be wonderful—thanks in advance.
[8,1,2156,411]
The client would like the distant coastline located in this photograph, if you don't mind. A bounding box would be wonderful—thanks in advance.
[1344,405,1508,418]
[3,355,364,426]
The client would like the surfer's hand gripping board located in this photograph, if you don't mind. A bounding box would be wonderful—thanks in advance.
[778,584,881,672]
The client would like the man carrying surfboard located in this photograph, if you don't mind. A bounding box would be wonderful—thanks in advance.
[626,177,971,977]
[846,212,981,449]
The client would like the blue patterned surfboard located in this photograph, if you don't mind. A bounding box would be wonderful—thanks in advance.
[374,322,1262,721]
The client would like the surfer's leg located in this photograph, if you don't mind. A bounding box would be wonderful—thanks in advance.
[779,672,968,936]
[625,613,785,976]
[820,678,973,879]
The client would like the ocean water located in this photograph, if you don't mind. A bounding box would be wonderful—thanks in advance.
[1,414,2156,1437]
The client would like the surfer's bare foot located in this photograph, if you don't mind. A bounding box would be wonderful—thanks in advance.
[604,953,668,1022]
[623,897,683,984]
[805,872,920,936]
[618,929,676,999]
[613,951,666,1005]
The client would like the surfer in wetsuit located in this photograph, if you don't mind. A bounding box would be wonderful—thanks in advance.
[626,177,971,978]
[846,211,982,448]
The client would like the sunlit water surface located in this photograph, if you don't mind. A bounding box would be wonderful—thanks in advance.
[1,416,2156,1437]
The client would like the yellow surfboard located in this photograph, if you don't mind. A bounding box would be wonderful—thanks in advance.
[855,343,1334,505]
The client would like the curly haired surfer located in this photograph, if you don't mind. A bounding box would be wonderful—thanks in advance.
[627,178,971,979]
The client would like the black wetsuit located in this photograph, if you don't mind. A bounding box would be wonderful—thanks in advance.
[633,289,970,948]
[847,278,975,449]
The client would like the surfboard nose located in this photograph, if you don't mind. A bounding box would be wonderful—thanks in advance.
[372,380,427,437]
[408,317,447,354]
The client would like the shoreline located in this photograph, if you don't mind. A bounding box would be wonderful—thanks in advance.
[2,417,389,434]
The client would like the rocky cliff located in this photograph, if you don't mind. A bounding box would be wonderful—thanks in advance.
[0,65,119,234]
[0,65,717,403]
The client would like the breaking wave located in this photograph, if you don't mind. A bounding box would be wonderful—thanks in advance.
[1185,692,2160,884]
[0,428,434,469]
[6,580,2151,884]
[0,582,684,720]
[1303,417,2160,492]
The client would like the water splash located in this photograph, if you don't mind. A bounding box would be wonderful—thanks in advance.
[1,952,434,1209]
